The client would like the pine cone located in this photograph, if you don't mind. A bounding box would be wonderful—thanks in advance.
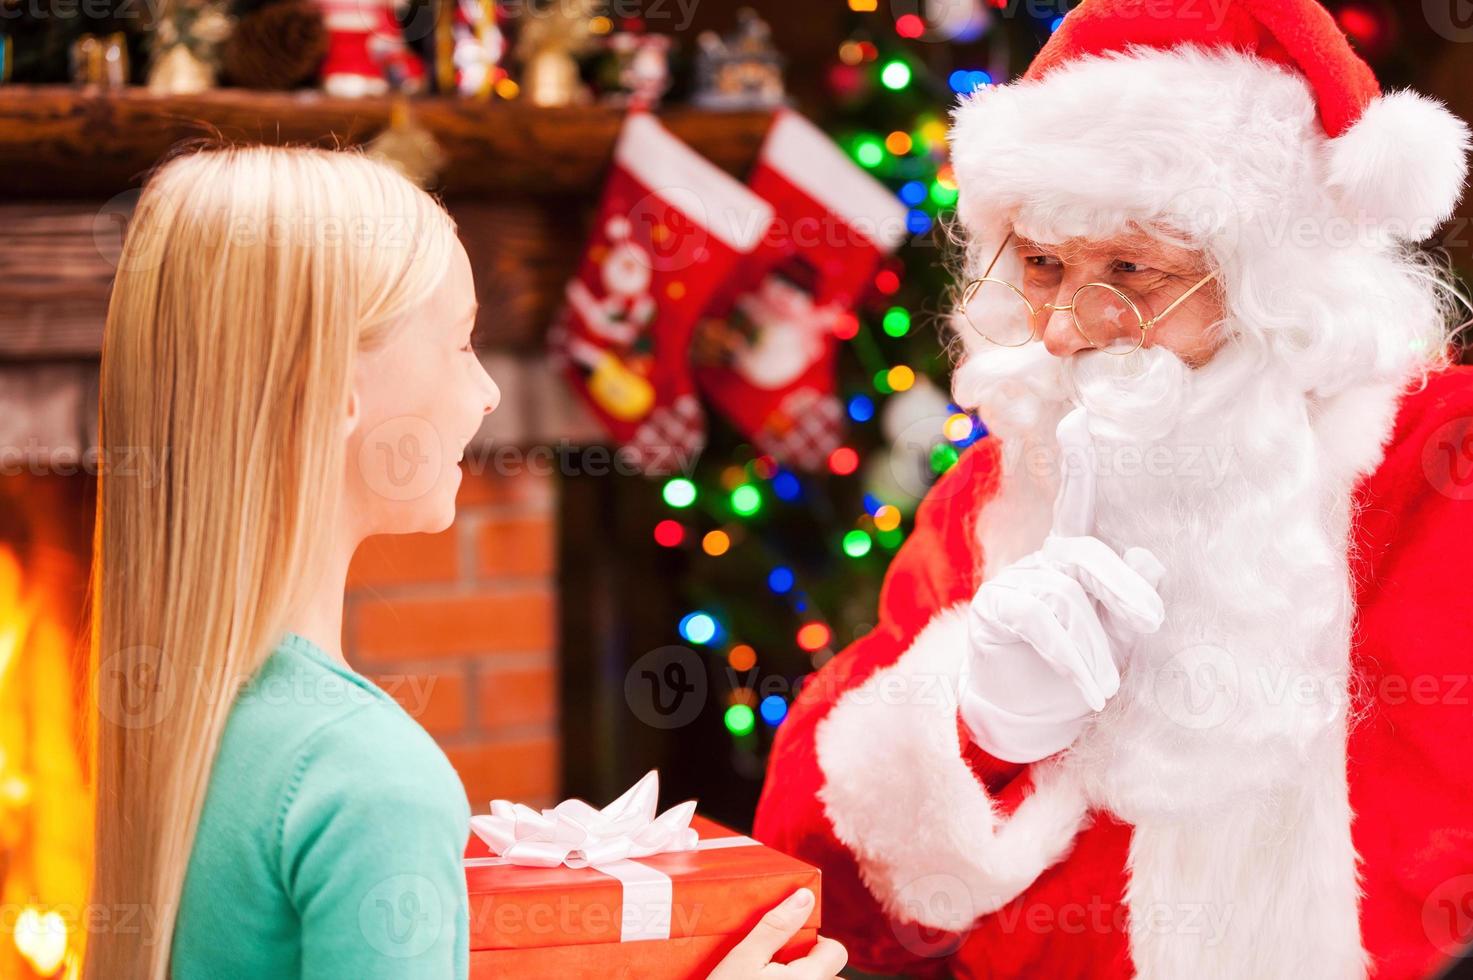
[221,0,326,90]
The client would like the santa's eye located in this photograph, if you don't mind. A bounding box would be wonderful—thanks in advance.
[1113,260,1152,275]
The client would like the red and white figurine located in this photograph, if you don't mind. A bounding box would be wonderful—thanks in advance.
[315,0,425,97]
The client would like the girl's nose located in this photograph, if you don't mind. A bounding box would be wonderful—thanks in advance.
[481,372,501,415]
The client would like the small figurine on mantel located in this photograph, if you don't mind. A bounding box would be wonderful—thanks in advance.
[515,0,597,107]
[692,7,785,110]
[440,0,504,98]
[314,0,425,96]
[599,28,670,109]
[70,33,130,87]
[147,0,234,94]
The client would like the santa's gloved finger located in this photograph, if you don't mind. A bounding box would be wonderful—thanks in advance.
[1042,535,1164,634]
[1050,406,1097,540]
[985,580,1112,711]
[1122,546,1167,592]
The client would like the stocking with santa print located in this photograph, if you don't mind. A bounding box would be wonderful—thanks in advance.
[550,112,774,475]
[692,109,908,471]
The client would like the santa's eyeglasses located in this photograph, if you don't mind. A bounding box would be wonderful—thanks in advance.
[960,231,1220,356]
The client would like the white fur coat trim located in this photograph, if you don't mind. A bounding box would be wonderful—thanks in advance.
[815,605,1092,931]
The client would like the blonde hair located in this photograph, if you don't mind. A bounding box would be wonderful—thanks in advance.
[84,145,457,979]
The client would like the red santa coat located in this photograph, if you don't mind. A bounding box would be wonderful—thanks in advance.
[754,366,1473,979]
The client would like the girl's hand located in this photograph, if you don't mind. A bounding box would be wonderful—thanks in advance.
[706,888,848,979]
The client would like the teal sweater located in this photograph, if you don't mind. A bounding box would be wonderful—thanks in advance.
[173,632,471,979]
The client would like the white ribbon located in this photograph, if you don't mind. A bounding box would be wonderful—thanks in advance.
[466,771,758,943]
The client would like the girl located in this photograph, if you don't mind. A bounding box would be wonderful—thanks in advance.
[84,145,847,980]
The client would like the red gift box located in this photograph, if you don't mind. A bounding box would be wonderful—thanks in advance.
[463,814,820,978]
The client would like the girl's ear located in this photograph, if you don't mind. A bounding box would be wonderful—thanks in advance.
[342,385,361,440]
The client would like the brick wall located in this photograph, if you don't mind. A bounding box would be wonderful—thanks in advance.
[343,463,560,811]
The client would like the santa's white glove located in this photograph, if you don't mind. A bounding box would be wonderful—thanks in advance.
[959,406,1167,764]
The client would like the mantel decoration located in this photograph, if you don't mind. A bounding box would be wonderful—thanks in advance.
[312,0,424,96]
[69,32,129,86]
[514,0,598,106]
[147,0,234,94]
[364,97,446,187]
[220,0,327,90]
[692,7,785,110]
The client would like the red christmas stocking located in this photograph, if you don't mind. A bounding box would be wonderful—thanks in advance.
[550,112,774,476]
[692,109,908,471]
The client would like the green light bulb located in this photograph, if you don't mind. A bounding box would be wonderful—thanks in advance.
[725,703,756,736]
[662,478,697,509]
[731,484,762,517]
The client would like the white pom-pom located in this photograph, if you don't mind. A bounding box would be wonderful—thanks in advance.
[1326,89,1471,242]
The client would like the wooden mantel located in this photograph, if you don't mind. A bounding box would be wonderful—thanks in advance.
[0,86,774,198]
[0,85,779,361]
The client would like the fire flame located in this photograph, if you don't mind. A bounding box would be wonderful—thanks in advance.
[1,542,93,979]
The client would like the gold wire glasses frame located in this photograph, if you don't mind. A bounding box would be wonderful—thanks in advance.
[960,231,1220,356]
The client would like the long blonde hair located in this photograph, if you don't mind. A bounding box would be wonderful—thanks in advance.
[85,145,457,979]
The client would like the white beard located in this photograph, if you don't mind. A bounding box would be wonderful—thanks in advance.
[952,337,1381,977]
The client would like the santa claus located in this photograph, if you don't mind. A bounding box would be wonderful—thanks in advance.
[753,1,1473,978]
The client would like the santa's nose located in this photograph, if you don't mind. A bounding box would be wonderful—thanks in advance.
[1039,304,1095,358]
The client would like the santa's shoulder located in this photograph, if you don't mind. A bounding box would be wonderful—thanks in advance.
[1389,363,1473,442]
[1347,365,1473,580]
[1362,364,1473,498]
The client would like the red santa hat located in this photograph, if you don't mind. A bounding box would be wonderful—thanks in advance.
[950,0,1471,249]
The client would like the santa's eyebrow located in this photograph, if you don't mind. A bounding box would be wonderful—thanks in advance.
[1013,234,1203,272]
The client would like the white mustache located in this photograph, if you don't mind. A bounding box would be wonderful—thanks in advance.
[1061,345,1191,445]
[952,341,1191,447]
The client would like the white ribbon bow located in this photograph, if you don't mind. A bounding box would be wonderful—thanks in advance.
[470,770,699,870]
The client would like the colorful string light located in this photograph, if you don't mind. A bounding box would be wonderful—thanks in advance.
[662,478,697,508]
[653,520,685,547]
[881,307,911,337]
[846,393,875,422]
[827,446,860,476]
[730,484,762,517]
[679,612,718,645]
[771,470,802,502]
[854,136,885,168]
[728,644,758,671]
[796,622,832,652]
[759,695,789,726]
[879,59,912,90]
[724,703,757,736]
